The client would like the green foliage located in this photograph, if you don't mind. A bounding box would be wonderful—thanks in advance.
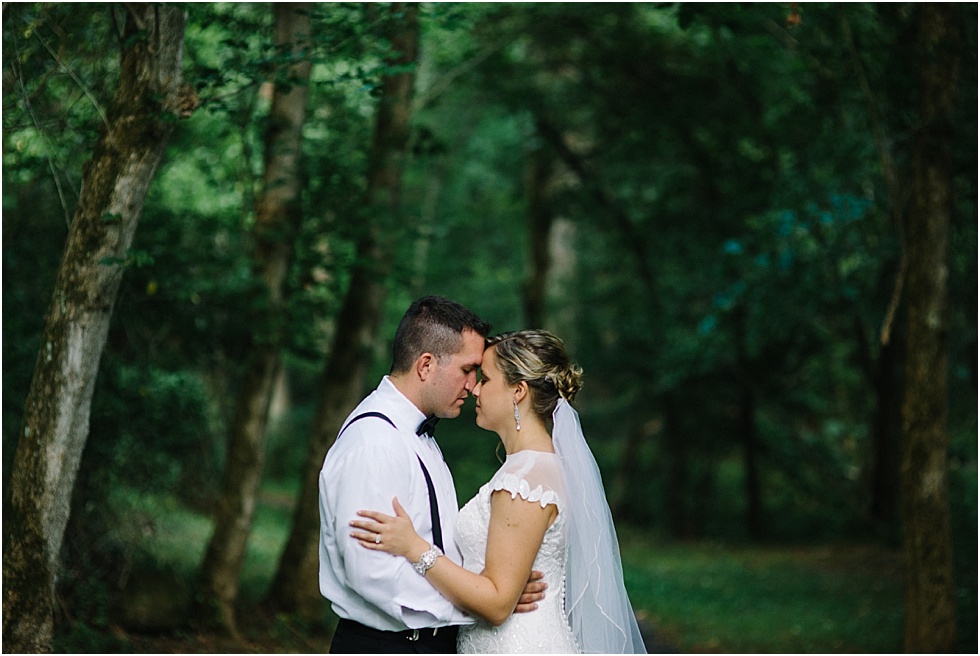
[403,1,976,548]
[84,360,220,498]
[3,4,121,469]
[2,2,976,648]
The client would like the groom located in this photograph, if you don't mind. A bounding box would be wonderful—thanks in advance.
[319,296,546,654]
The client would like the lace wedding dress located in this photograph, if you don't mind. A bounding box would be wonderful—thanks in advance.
[455,450,581,654]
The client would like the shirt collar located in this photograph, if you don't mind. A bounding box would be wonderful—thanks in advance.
[377,376,429,436]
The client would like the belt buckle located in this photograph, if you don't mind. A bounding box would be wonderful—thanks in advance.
[407,627,438,641]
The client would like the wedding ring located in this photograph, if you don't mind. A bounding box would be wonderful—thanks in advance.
[375,534,381,544]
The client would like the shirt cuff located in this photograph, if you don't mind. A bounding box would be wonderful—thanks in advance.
[392,556,474,627]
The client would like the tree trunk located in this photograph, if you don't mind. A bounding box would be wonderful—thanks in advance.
[842,12,909,537]
[264,3,420,619]
[535,119,670,522]
[662,393,693,539]
[609,419,656,519]
[900,4,959,652]
[194,3,312,634]
[870,313,904,531]
[535,117,658,293]
[734,304,763,540]
[738,385,762,540]
[1,6,187,652]
[522,143,553,328]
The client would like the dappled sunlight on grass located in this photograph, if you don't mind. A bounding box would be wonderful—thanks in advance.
[108,486,292,605]
[109,489,212,570]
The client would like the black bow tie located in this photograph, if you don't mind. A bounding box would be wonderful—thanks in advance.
[417,415,440,438]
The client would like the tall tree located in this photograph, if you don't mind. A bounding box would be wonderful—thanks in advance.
[840,10,908,532]
[1,5,188,651]
[734,303,763,540]
[265,2,421,619]
[193,2,313,634]
[900,3,959,651]
[522,142,554,328]
[869,315,904,530]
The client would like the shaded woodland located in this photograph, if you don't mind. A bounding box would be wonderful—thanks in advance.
[2,3,977,653]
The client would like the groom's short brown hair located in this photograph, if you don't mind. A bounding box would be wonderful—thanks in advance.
[390,296,491,375]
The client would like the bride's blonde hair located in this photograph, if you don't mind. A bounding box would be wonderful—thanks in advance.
[486,330,583,423]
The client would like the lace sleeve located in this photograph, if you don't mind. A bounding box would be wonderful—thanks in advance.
[490,451,566,512]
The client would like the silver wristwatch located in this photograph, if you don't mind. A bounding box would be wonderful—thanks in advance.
[413,544,443,576]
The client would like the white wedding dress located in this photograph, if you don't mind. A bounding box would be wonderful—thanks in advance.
[455,450,581,654]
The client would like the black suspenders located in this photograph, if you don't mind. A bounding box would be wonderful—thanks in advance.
[337,412,444,551]
[414,454,443,550]
[338,412,395,436]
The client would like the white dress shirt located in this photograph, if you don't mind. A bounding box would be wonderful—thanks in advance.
[318,376,473,631]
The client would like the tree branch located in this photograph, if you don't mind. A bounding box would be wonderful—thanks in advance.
[840,14,907,346]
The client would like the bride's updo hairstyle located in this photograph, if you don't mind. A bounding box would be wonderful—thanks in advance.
[487,329,583,423]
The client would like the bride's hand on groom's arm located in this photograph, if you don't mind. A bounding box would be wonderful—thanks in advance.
[352,497,548,616]
[350,497,430,563]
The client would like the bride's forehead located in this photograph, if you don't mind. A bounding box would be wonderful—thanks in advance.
[481,347,498,365]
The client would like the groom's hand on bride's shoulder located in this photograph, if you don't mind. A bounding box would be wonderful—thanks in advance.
[514,570,547,613]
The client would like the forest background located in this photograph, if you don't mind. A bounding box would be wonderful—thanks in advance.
[2,3,977,654]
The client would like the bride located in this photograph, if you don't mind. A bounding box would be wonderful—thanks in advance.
[350,330,646,653]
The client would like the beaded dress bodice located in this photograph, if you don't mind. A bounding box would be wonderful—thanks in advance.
[454,451,580,654]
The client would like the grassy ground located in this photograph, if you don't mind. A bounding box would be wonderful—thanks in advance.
[618,530,905,653]
[53,488,966,653]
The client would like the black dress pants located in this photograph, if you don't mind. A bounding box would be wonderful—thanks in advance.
[329,618,458,654]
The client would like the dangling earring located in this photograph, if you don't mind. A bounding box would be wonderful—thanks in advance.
[513,400,521,431]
